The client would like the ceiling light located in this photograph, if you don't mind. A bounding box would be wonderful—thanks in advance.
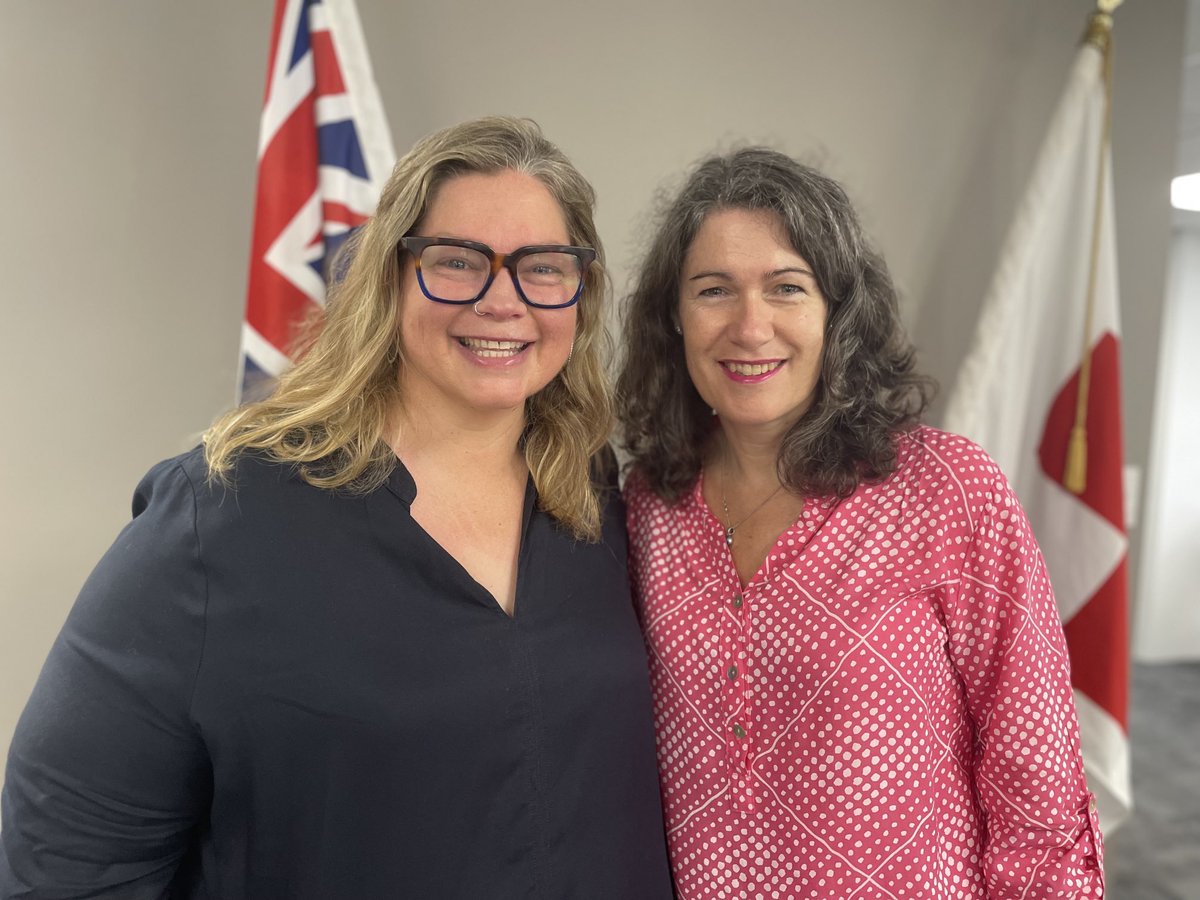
[1170,173,1200,210]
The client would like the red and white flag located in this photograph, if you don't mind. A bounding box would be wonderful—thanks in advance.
[239,0,395,401]
[942,26,1131,831]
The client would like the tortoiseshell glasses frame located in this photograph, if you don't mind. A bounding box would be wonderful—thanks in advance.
[397,236,596,309]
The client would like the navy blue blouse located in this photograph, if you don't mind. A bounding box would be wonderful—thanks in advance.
[1,449,672,899]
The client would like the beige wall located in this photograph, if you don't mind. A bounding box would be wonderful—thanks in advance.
[1136,226,1200,660]
[0,2,1184,781]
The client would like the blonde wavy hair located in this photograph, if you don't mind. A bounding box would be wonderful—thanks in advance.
[205,116,613,540]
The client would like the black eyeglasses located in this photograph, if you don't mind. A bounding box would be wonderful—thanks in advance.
[398,236,595,309]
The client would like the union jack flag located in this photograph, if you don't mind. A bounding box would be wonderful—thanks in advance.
[239,0,395,402]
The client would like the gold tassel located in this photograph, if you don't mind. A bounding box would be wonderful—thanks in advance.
[1065,424,1089,494]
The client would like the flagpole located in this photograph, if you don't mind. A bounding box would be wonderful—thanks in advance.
[1064,0,1122,493]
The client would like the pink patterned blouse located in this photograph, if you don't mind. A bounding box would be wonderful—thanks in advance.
[625,426,1104,899]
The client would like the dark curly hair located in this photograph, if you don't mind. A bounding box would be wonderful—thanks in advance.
[616,147,935,503]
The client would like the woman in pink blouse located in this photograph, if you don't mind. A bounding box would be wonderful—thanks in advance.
[616,148,1105,899]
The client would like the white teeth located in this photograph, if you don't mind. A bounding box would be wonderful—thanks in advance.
[725,361,781,376]
[460,338,528,357]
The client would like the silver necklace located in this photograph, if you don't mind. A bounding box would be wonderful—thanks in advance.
[720,461,784,548]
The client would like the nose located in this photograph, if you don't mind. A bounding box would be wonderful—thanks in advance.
[728,293,773,347]
[473,269,527,319]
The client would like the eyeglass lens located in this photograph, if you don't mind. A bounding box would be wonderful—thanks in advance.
[419,244,584,306]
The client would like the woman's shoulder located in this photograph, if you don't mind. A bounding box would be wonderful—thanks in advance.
[621,465,702,550]
[882,425,1014,517]
[133,445,338,534]
[621,465,687,512]
[620,464,649,498]
[137,445,289,495]
[130,446,206,517]
[892,424,1004,481]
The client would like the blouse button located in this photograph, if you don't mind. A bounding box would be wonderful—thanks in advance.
[731,594,743,609]
[732,723,747,739]
[727,664,738,681]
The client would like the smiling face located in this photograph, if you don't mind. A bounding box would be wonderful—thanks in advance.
[396,169,578,423]
[678,207,828,438]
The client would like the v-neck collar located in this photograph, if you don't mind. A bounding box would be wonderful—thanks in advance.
[382,457,538,619]
[688,468,840,590]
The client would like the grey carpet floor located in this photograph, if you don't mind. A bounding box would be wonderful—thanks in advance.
[1104,662,1200,899]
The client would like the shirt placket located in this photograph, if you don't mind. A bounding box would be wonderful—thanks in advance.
[723,583,756,813]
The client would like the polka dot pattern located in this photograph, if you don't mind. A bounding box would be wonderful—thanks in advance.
[626,427,1105,899]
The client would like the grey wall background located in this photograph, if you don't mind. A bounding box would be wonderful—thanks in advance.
[0,1,1185,785]
[1136,6,1200,663]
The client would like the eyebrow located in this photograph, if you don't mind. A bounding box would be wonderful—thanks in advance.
[427,234,571,248]
[687,266,815,282]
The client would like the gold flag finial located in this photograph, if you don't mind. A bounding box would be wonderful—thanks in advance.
[1084,0,1122,50]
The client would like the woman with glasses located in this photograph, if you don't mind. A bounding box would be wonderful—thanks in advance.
[1,117,673,899]
[617,148,1104,898]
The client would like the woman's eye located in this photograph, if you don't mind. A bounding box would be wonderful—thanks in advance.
[697,286,728,298]
[775,283,805,296]
[435,255,477,271]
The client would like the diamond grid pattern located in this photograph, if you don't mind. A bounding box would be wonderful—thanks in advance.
[626,427,1105,899]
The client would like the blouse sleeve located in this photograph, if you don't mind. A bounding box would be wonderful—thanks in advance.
[0,458,211,898]
[945,466,1105,898]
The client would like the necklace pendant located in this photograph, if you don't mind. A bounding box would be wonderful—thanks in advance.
[725,527,735,547]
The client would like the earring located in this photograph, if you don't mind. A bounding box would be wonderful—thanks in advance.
[674,323,682,334]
